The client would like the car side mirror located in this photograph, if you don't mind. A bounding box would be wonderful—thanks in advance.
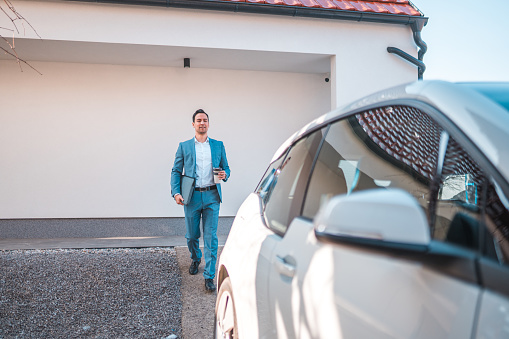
[314,189,430,251]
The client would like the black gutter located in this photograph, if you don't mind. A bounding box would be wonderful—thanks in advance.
[387,46,426,79]
[387,19,428,80]
[66,0,428,27]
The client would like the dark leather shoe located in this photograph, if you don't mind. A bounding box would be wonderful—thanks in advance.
[205,278,216,292]
[189,260,200,275]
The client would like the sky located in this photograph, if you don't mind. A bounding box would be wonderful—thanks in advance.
[413,0,509,82]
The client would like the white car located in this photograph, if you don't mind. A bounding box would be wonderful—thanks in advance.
[215,81,509,339]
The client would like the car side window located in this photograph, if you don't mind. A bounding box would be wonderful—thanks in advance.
[264,128,325,236]
[303,106,443,220]
[485,179,509,265]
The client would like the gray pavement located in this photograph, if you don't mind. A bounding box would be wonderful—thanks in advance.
[0,235,229,250]
[0,216,233,250]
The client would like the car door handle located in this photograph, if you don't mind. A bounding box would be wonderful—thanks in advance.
[275,255,296,278]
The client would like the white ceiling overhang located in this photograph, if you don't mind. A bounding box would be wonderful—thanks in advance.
[1,38,332,74]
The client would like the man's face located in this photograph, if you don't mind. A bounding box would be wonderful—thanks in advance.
[193,113,209,135]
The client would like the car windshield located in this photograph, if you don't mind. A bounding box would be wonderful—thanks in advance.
[458,82,509,112]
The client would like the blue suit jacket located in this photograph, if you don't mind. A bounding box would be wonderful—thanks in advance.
[171,138,230,203]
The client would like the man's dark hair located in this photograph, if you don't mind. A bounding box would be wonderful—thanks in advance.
[193,109,209,122]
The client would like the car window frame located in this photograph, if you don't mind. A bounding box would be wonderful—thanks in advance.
[255,127,327,237]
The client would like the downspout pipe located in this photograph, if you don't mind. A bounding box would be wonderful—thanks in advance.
[412,20,428,61]
[387,20,428,80]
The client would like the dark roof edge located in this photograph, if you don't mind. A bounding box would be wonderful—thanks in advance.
[65,0,428,27]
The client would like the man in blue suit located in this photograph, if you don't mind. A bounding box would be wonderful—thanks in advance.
[171,109,230,292]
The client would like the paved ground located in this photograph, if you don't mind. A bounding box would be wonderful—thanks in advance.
[0,235,229,251]
[0,242,221,339]
[175,246,221,339]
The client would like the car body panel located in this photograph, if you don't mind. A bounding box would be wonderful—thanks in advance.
[476,289,509,338]
[220,193,276,338]
[300,242,480,339]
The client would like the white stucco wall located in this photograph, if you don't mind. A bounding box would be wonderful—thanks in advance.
[0,60,330,218]
[0,0,420,219]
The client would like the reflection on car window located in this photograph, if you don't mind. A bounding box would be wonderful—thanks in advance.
[440,174,479,204]
[303,106,443,219]
[256,155,286,206]
[264,128,325,236]
[434,137,485,249]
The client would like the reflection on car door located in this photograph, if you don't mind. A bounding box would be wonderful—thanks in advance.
[269,217,320,338]
[223,192,278,338]
[228,153,289,338]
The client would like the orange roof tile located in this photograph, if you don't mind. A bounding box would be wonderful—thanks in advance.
[314,0,337,9]
[219,0,422,16]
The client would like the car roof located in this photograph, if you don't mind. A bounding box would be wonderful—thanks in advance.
[457,82,509,112]
[272,80,509,182]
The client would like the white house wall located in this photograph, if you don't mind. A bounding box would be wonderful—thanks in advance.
[0,0,419,219]
[0,61,330,218]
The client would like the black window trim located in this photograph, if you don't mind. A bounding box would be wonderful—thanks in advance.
[300,124,330,218]
[478,257,509,298]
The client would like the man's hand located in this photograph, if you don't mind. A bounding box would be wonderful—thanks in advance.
[218,170,227,181]
[175,194,184,205]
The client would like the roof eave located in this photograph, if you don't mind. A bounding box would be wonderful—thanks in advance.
[66,0,428,26]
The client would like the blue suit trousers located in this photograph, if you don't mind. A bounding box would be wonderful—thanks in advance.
[184,189,220,280]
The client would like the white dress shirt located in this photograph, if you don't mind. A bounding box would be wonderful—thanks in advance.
[195,137,214,188]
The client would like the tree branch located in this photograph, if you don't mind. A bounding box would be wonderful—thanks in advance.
[1,35,42,75]
[1,0,42,74]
